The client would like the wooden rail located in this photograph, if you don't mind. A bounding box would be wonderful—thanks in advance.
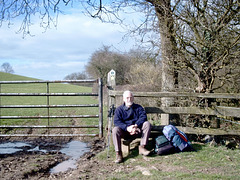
[144,106,240,118]
[108,90,240,136]
[109,90,240,99]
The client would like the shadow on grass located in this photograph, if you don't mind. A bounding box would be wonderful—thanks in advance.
[191,143,204,151]
[122,138,158,162]
[123,139,206,162]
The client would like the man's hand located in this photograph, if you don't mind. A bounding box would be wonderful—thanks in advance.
[127,124,140,135]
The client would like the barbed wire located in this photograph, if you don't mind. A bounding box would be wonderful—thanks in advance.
[217,117,240,125]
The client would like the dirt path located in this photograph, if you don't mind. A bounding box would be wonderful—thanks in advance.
[0,115,107,180]
[0,136,105,180]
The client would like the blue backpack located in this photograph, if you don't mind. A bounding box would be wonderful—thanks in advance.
[163,125,194,152]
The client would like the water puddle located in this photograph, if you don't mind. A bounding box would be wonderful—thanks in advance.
[0,142,32,154]
[50,141,90,173]
[0,140,90,173]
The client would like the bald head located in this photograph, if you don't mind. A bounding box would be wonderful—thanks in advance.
[123,90,134,107]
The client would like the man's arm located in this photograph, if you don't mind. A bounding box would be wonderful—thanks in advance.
[134,105,148,127]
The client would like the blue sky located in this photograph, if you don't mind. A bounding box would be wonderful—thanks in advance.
[0,5,140,80]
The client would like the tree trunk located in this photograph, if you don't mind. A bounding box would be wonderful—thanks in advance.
[151,0,178,124]
[154,0,177,107]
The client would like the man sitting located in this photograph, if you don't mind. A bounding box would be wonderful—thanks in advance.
[112,90,151,163]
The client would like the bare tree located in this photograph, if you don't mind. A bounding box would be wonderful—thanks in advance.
[145,0,178,107]
[1,62,14,73]
[173,0,240,93]
[0,0,68,36]
[64,72,88,80]
[85,46,130,85]
[64,71,91,86]
[126,48,162,91]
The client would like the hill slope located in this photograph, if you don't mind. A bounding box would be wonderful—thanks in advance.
[0,72,40,81]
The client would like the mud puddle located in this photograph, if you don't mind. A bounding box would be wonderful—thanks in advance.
[0,141,33,154]
[0,140,90,174]
[50,140,90,173]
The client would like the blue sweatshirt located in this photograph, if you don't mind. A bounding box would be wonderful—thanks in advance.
[114,103,148,131]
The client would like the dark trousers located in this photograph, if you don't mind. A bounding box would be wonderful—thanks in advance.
[112,121,151,152]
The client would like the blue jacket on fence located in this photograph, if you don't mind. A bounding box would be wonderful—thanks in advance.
[114,103,148,131]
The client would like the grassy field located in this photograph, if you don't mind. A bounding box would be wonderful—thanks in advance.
[95,141,240,180]
[0,72,101,135]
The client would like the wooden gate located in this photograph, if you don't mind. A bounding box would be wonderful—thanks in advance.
[0,78,103,138]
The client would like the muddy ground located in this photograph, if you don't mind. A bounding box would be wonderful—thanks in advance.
[0,137,106,180]
[1,135,239,180]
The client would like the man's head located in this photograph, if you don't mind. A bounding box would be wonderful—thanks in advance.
[123,90,134,108]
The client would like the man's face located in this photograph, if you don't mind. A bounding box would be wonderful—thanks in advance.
[123,92,134,107]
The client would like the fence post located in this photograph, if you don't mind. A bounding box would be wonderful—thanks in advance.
[0,84,1,132]
[161,114,169,125]
[161,96,170,125]
[98,78,103,138]
[107,69,116,109]
[47,82,50,126]
[107,70,116,146]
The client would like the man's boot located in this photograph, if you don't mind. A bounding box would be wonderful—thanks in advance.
[115,151,123,163]
[139,145,150,156]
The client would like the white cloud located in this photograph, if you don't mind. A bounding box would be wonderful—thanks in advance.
[0,7,139,80]
[56,61,86,68]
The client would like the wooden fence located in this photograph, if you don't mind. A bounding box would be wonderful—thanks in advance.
[108,90,240,136]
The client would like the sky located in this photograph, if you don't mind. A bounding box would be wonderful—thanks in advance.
[0,5,140,80]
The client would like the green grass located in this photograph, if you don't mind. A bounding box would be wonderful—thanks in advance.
[97,143,240,180]
[0,72,103,135]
